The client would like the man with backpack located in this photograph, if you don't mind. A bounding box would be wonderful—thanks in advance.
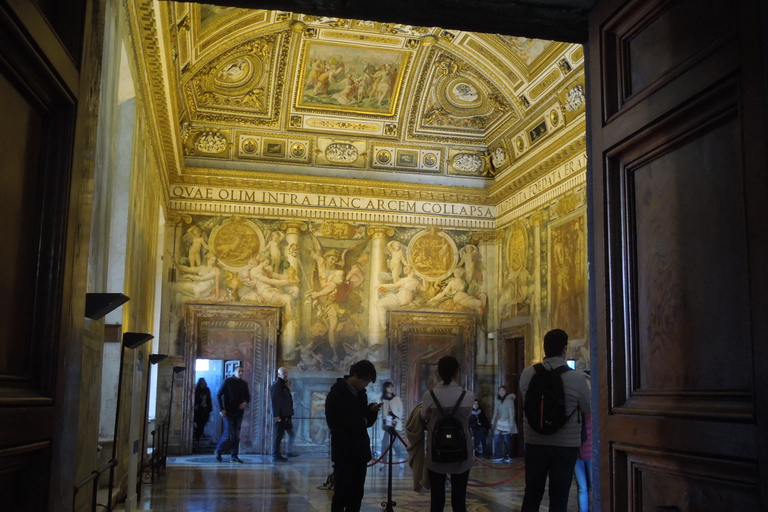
[519,329,591,512]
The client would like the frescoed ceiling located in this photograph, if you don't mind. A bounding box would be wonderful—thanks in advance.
[126,1,587,206]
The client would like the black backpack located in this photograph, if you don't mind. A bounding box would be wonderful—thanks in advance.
[524,364,575,435]
[429,390,468,463]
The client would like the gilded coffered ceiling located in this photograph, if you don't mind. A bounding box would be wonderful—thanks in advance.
[125,1,586,208]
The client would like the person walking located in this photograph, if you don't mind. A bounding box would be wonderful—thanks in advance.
[271,367,296,462]
[193,378,212,443]
[519,329,591,512]
[491,385,517,462]
[421,356,475,512]
[380,381,405,460]
[214,366,250,464]
[325,360,382,512]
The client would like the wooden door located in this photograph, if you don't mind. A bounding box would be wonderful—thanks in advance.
[588,0,768,510]
[0,1,95,511]
[497,329,526,457]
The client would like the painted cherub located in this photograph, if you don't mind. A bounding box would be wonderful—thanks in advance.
[262,230,287,272]
[286,341,324,371]
[458,243,482,292]
[185,225,210,267]
[385,240,408,283]
[341,341,383,370]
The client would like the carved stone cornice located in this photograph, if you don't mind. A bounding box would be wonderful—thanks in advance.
[175,168,489,204]
[124,0,182,206]
[490,125,586,201]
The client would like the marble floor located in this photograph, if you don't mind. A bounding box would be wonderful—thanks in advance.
[138,455,580,511]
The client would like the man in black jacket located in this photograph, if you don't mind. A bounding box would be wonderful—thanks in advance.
[325,360,382,512]
[214,366,250,463]
[271,367,295,462]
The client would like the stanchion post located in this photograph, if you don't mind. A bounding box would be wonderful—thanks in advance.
[381,426,397,512]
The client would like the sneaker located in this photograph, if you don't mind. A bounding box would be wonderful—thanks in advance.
[503,457,512,463]
[214,450,222,462]
[493,457,504,462]
[230,456,244,464]
[273,455,288,462]
[287,452,299,458]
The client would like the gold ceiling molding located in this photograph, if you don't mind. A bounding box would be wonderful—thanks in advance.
[125,0,182,199]
[407,47,518,144]
[463,38,523,89]
[174,167,489,204]
[492,37,570,81]
[490,126,587,201]
[181,32,290,128]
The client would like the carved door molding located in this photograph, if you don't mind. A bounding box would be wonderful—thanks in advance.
[389,311,477,418]
[181,304,280,454]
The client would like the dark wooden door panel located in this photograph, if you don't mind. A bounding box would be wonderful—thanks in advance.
[590,0,768,509]
[0,2,84,510]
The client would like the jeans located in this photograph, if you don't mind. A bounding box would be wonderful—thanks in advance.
[215,412,244,457]
[428,468,470,512]
[574,458,592,512]
[331,462,367,512]
[493,432,512,459]
[520,444,580,512]
[272,417,295,458]
[381,427,404,459]
[471,427,487,457]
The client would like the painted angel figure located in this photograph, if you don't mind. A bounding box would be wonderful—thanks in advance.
[286,341,324,371]
[170,253,222,308]
[262,229,287,272]
[306,233,369,361]
[427,267,488,318]
[341,341,383,370]
[385,240,408,283]
[185,225,210,267]
[458,243,483,293]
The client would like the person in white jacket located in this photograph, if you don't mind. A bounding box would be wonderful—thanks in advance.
[380,381,405,459]
[491,385,518,462]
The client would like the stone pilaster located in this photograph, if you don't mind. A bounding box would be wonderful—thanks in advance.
[530,212,543,363]
[366,226,394,348]
[279,221,307,357]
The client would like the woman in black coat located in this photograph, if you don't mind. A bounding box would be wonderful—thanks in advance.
[194,378,212,442]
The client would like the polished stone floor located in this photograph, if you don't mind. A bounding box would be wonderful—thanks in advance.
[138,455,580,511]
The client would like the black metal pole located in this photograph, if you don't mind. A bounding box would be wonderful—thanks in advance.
[107,342,126,512]
[382,426,396,511]
[136,362,153,498]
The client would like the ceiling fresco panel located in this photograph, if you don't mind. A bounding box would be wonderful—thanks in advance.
[127,1,587,203]
[295,41,410,117]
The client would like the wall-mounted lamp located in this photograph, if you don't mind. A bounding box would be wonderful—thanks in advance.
[488,332,496,341]
[123,332,154,349]
[84,293,130,320]
[149,354,168,365]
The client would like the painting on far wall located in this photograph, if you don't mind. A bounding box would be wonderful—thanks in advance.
[297,41,409,115]
[549,213,587,343]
